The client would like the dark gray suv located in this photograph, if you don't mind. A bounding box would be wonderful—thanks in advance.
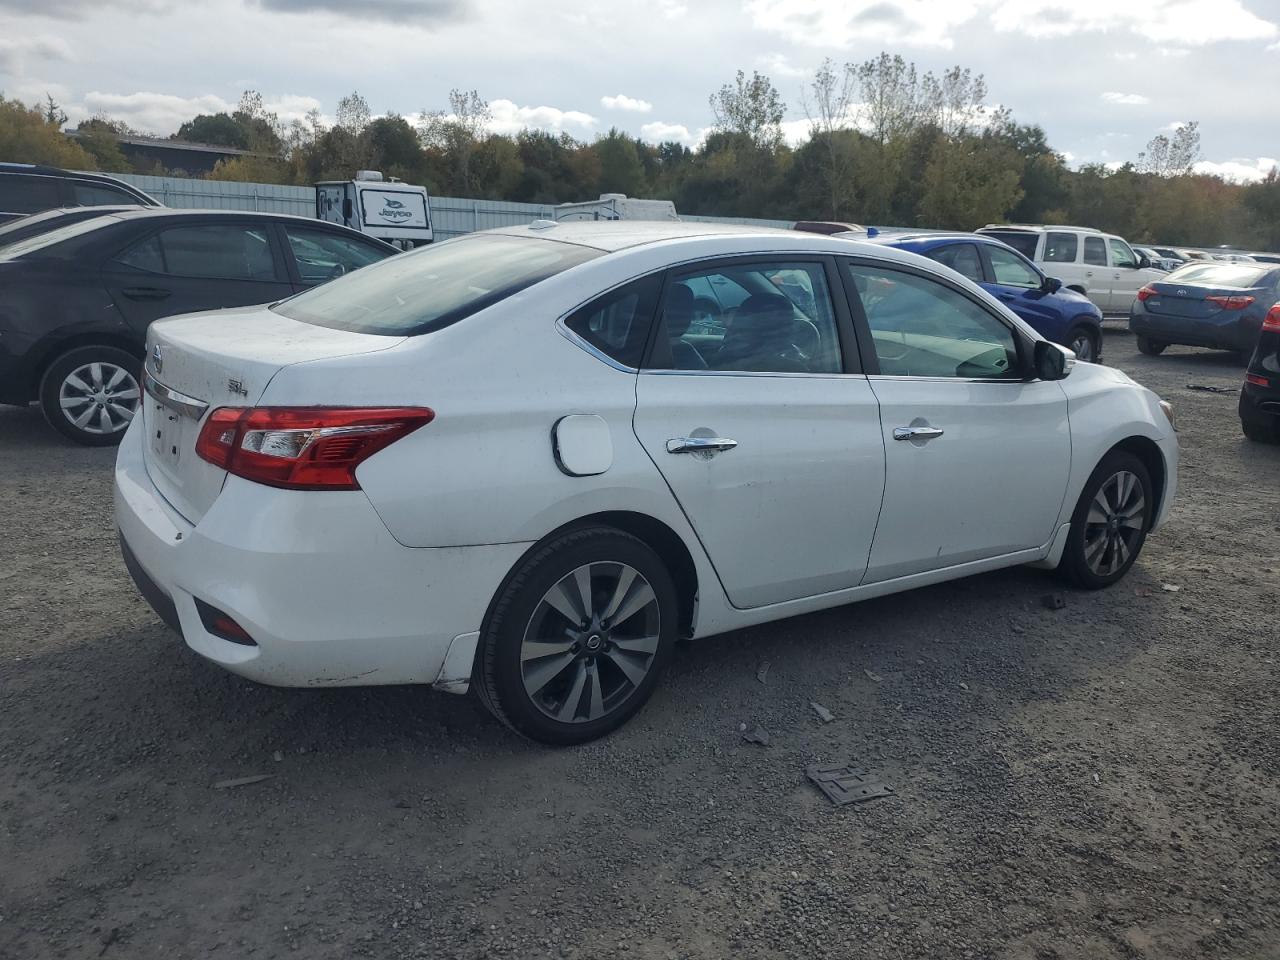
[0,163,159,224]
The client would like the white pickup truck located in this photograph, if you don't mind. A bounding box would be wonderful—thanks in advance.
[977,224,1167,316]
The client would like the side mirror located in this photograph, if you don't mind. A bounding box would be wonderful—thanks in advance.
[1040,276,1062,294]
[1137,254,1151,269]
[1033,340,1071,380]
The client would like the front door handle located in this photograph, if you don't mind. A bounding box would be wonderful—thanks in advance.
[666,437,738,455]
[893,426,944,442]
[121,286,172,300]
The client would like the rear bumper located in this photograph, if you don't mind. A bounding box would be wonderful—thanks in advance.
[1129,310,1260,352]
[113,418,527,690]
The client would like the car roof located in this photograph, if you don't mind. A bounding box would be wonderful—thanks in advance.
[861,232,994,247]
[487,220,829,253]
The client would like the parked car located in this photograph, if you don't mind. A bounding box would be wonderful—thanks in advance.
[0,208,395,444]
[1150,246,1189,266]
[1134,246,1178,273]
[115,222,1179,745]
[0,204,145,247]
[1239,305,1280,443]
[976,224,1167,316]
[1129,261,1280,356]
[0,162,159,224]
[861,232,1105,362]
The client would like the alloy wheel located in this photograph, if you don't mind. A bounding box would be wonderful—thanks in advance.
[1083,470,1146,576]
[58,362,140,436]
[520,561,661,723]
[1070,331,1095,362]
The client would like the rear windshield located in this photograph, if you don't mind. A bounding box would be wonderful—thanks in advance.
[273,233,602,336]
[979,230,1038,259]
[1165,263,1272,287]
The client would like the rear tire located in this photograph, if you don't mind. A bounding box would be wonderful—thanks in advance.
[39,346,142,446]
[1059,451,1153,590]
[1136,336,1167,356]
[475,526,678,745]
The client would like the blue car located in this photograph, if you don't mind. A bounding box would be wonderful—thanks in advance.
[862,232,1105,363]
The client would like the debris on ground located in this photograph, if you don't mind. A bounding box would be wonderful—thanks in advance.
[863,668,882,683]
[272,751,283,763]
[756,661,770,683]
[1134,586,1154,597]
[958,682,969,691]
[810,702,835,723]
[806,764,894,807]
[1186,383,1234,394]
[1162,583,1181,593]
[1041,593,1067,610]
[741,725,770,746]
[213,775,274,790]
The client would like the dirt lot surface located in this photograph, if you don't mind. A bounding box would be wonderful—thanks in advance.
[2,328,1278,960]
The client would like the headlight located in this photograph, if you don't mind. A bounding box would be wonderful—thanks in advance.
[1158,399,1177,432]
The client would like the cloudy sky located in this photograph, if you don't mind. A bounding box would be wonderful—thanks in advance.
[1,0,1277,180]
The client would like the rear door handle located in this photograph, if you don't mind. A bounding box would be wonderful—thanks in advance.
[893,426,944,442]
[121,286,172,300]
[666,437,738,455]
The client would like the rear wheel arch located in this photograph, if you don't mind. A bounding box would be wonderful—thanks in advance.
[31,333,145,402]
[1066,284,1087,295]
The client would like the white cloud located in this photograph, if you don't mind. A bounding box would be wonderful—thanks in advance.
[80,90,234,134]
[0,34,74,75]
[600,94,652,113]
[748,0,1277,49]
[989,0,1277,46]
[746,0,980,49]
[486,98,596,136]
[756,51,810,78]
[639,120,694,143]
[1101,91,1150,105]
[657,0,686,18]
[1193,157,1278,183]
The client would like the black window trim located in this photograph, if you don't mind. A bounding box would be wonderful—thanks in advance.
[639,253,863,377]
[837,255,1035,382]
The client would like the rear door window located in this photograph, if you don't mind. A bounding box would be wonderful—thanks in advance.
[1084,236,1108,266]
[928,243,983,283]
[0,175,61,214]
[114,224,281,280]
[1044,232,1078,263]
[979,230,1037,258]
[71,182,134,206]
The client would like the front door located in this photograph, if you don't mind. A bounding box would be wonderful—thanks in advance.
[633,257,886,609]
[841,259,1071,582]
[102,220,294,336]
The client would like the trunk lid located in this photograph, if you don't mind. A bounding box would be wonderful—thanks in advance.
[141,306,404,522]
[1140,281,1265,320]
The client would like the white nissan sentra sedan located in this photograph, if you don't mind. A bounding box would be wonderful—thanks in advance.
[115,222,1178,744]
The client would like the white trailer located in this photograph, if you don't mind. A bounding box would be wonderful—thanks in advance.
[554,193,678,223]
[315,171,433,248]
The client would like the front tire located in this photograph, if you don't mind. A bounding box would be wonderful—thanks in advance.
[1066,324,1100,363]
[475,526,678,745]
[1059,451,1153,589]
[1136,336,1167,356]
[39,346,142,446]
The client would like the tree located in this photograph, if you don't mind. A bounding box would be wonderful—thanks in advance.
[0,95,95,168]
[802,58,859,219]
[336,91,371,134]
[176,113,249,148]
[420,89,492,194]
[75,116,132,172]
[1138,121,1201,177]
[595,127,647,195]
[365,114,424,180]
[709,70,784,150]
[43,94,67,128]
[1241,167,1280,251]
[917,133,1023,229]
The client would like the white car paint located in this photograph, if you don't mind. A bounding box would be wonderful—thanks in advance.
[115,222,1178,698]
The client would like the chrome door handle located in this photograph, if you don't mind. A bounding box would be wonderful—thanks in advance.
[893,426,944,442]
[666,437,738,454]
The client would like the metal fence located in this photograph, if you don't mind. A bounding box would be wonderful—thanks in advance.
[103,173,794,237]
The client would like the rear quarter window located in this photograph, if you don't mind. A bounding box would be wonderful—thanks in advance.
[980,231,1038,259]
[273,234,601,336]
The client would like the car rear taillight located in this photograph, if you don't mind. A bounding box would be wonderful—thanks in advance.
[1137,285,1158,302]
[1246,374,1271,387]
[195,407,433,490]
[1263,305,1280,332]
[1206,294,1255,310]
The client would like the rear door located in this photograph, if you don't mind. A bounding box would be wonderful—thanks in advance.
[633,256,886,609]
[103,219,295,335]
[841,258,1070,581]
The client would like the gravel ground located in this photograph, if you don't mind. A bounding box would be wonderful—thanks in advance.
[2,327,1278,960]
